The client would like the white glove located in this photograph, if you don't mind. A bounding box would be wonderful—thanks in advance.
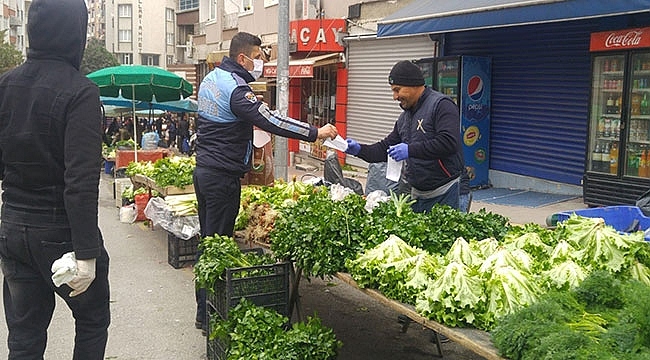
[51,252,78,287]
[67,258,97,297]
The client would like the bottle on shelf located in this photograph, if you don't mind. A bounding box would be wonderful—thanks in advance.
[640,146,648,177]
[606,96,614,114]
[642,93,649,115]
[610,142,619,175]
[627,145,639,177]
[604,117,612,138]
[632,94,642,116]
[612,119,620,140]
[598,117,605,137]
[592,142,602,172]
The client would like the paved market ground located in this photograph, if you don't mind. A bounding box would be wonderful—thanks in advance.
[0,169,585,359]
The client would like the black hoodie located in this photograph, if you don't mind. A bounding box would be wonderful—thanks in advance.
[0,0,104,259]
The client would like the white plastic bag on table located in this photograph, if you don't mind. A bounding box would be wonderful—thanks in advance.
[364,190,390,213]
[143,196,200,240]
[329,183,356,201]
[119,204,137,223]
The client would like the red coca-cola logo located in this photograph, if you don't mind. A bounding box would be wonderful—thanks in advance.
[590,27,650,52]
[605,30,643,48]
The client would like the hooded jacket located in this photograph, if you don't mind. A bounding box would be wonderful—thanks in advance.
[195,56,317,175]
[0,0,103,259]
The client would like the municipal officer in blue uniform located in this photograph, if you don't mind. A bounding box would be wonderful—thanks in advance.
[346,60,464,213]
[193,31,338,332]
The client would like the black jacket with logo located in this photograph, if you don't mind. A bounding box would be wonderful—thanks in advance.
[0,0,103,259]
[356,87,464,191]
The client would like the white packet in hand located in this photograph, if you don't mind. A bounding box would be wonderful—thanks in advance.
[322,135,348,152]
[386,157,402,182]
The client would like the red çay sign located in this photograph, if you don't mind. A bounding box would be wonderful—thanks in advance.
[290,19,346,53]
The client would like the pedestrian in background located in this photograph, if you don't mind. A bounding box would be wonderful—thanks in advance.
[346,60,464,212]
[0,0,111,359]
[192,31,337,333]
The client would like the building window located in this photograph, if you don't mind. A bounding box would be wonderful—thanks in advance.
[118,30,132,42]
[121,53,132,65]
[240,0,253,14]
[167,55,175,65]
[264,0,278,7]
[118,4,132,17]
[166,8,174,22]
[179,0,199,11]
[209,0,216,20]
[141,54,159,66]
[167,33,175,46]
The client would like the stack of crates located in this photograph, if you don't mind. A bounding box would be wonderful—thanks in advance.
[205,248,291,360]
[167,232,200,269]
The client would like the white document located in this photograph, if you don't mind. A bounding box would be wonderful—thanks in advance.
[386,157,403,182]
[323,135,348,152]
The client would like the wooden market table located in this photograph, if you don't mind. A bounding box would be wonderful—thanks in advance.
[239,237,505,360]
[335,272,504,360]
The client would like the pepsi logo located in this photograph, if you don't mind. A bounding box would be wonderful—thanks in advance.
[467,75,484,101]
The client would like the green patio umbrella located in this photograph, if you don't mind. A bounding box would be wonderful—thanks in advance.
[88,65,194,160]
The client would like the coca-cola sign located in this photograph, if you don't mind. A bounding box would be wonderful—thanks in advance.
[590,27,650,52]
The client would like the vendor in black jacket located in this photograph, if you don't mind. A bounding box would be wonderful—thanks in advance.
[346,60,464,212]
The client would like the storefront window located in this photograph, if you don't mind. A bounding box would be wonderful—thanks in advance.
[303,65,337,159]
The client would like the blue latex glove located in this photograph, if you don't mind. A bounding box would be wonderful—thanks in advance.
[388,143,409,161]
[346,138,361,156]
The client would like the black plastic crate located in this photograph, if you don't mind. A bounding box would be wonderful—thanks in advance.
[167,232,200,269]
[205,254,290,321]
[206,302,227,360]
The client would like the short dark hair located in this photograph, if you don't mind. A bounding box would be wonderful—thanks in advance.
[229,32,262,58]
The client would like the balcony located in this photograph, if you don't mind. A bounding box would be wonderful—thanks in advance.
[223,13,237,30]
[9,16,22,27]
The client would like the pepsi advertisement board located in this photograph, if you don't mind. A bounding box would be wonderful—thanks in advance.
[460,56,491,188]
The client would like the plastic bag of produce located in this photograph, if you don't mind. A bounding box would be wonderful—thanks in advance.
[119,204,137,223]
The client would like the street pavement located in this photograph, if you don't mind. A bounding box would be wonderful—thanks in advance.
[0,169,585,359]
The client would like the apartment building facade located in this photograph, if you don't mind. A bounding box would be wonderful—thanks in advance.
[1,0,25,57]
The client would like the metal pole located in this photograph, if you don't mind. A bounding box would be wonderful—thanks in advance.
[132,84,138,162]
[274,0,289,181]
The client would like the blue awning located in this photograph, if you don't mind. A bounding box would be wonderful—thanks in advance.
[377,0,650,38]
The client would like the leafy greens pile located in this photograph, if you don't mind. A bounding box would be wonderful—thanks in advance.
[492,271,650,359]
[210,299,341,360]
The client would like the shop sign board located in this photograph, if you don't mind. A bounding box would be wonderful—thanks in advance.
[590,27,650,52]
[290,19,346,52]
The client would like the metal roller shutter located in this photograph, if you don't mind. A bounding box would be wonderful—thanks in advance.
[346,35,435,167]
[445,21,593,185]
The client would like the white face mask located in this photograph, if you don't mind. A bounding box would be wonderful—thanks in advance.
[249,58,264,80]
[244,55,264,80]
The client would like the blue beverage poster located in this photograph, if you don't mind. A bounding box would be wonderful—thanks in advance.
[460,56,491,188]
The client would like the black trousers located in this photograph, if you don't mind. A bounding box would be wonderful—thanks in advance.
[192,167,242,325]
[0,222,110,360]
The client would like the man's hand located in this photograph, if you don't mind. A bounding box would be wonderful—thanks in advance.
[67,258,96,297]
[316,124,338,140]
[345,138,361,156]
[388,143,409,161]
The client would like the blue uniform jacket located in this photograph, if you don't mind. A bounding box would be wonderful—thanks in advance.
[195,57,318,176]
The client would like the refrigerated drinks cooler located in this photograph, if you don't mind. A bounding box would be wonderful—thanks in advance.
[585,28,650,206]
[415,56,491,188]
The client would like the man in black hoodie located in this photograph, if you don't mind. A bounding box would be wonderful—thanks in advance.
[0,0,110,359]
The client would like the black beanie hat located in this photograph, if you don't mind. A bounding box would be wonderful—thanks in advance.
[389,60,425,86]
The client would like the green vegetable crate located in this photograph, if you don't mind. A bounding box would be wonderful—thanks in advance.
[167,232,200,269]
[206,251,291,360]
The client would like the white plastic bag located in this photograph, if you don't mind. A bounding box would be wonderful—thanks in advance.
[119,204,137,224]
[364,190,390,213]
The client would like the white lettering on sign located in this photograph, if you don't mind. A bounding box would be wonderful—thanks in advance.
[300,28,310,43]
[299,26,343,44]
[605,30,643,48]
